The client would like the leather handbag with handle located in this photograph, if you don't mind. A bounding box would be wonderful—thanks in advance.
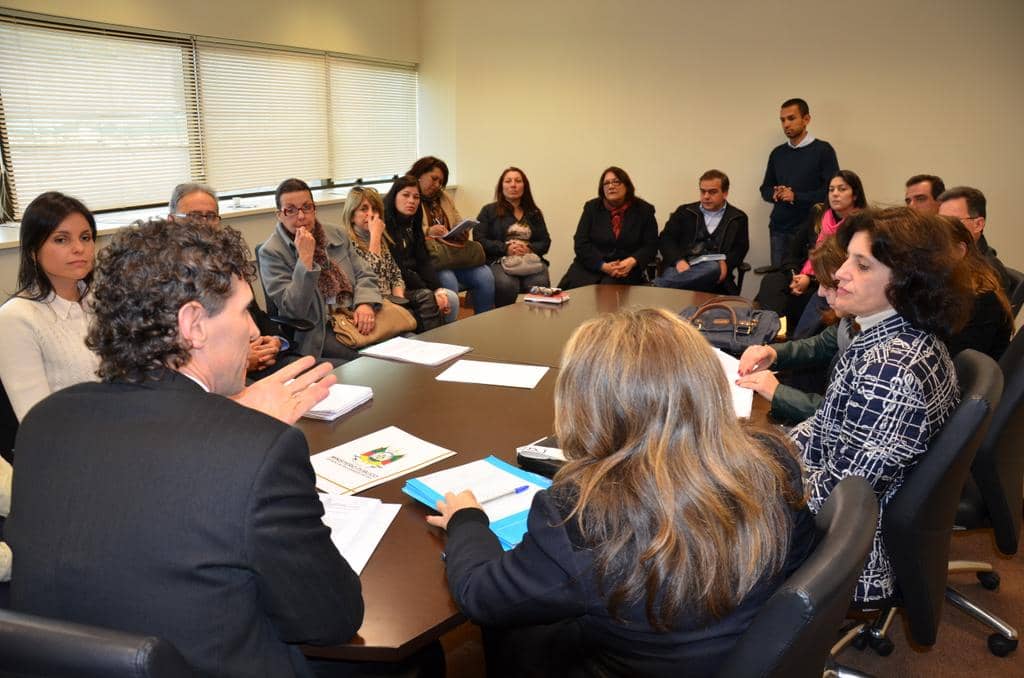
[678,295,780,356]
[331,299,417,349]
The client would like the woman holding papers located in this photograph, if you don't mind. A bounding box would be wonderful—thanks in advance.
[408,156,496,313]
[383,176,460,325]
[258,178,383,362]
[0,191,100,421]
[426,308,814,676]
[475,167,552,306]
[558,166,659,289]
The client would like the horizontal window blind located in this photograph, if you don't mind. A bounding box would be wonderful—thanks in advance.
[0,19,197,216]
[197,42,330,194]
[0,12,420,218]
[328,58,418,183]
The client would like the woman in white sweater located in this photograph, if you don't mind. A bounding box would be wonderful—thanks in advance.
[0,192,100,422]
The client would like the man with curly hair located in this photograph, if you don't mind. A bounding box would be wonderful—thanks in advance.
[5,219,364,677]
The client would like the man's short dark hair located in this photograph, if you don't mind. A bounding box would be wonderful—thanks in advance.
[938,185,987,219]
[780,98,809,116]
[905,174,946,200]
[87,218,255,384]
[699,169,730,193]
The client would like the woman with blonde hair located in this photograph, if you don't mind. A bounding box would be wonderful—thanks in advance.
[427,308,814,677]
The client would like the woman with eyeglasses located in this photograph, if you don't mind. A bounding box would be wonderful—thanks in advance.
[0,191,100,422]
[408,156,496,314]
[258,178,383,362]
[427,309,813,676]
[558,166,658,289]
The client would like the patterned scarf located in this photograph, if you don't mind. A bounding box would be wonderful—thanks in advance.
[421,194,450,231]
[309,221,351,301]
[603,199,630,239]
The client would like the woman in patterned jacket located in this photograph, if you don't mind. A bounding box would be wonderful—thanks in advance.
[790,206,973,603]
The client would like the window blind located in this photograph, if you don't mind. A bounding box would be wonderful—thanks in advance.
[0,19,197,216]
[197,42,330,195]
[328,57,418,183]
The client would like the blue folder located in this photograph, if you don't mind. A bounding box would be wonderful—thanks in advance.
[403,455,552,550]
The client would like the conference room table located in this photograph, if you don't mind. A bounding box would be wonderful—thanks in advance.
[298,284,770,662]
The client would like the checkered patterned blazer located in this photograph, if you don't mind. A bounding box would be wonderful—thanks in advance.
[791,313,959,602]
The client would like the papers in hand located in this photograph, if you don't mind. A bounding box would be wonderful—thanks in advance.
[303,383,373,421]
[403,456,551,550]
[714,348,753,418]
[311,425,456,495]
[441,218,478,241]
[436,359,549,389]
[320,494,400,575]
[360,336,471,366]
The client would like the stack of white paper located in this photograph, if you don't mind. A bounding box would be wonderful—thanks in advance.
[303,383,373,421]
[360,336,472,366]
[319,494,401,574]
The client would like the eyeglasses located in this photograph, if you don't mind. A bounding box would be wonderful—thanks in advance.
[280,204,316,217]
[602,179,623,188]
[174,211,221,225]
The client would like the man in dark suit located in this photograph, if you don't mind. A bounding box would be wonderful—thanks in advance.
[5,218,362,678]
[653,169,749,294]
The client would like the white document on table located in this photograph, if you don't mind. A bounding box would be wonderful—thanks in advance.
[714,348,754,418]
[360,336,471,366]
[319,494,401,575]
[303,383,373,421]
[311,425,456,495]
[435,359,549,389]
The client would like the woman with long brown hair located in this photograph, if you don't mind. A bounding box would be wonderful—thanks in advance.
[427,309,814,676]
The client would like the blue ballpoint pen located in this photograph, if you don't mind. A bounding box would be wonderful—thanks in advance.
[479,485,530,504]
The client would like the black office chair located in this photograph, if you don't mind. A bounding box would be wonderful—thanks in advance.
[717,476,878,678]
[946,329,1024,656]
[0,608,192,677]
[1004,266,1024,317]
[252,243,315,343]
[835,349,1003,659]
[0,379,16,464]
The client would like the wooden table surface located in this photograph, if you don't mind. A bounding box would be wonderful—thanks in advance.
[299,285,768,661]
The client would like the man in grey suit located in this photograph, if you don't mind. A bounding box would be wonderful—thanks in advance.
[6,218,363,677]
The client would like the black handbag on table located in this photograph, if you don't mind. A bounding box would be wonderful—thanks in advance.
[679,296,780,356]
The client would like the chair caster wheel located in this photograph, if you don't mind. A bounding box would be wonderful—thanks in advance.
[851,633,868,651]
[988,633,1017,657]
[869,636,894,656]
[977,571,1001,590]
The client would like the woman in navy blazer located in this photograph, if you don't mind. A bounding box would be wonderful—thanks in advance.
[558,166,659,288]
[427,309,814,677]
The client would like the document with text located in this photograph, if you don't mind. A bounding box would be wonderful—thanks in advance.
[360,336,472,366]
[311,426,456,495]
[319,494,400,574]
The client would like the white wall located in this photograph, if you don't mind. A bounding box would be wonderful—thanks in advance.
[418,0,1024,296]
[2,0,421,62]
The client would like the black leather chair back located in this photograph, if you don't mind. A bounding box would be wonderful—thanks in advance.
[253,242,279,318]
[961,328,1024,555]
[0,608,192,677]
[1005,266,1024,316]
[715,476,878,678]
[883,349,1003,647]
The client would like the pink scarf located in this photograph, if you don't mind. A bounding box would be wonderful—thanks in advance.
[801,209,847,276]
[604,200,630,239]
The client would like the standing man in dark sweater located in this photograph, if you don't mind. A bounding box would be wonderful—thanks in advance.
[759,98,839,266]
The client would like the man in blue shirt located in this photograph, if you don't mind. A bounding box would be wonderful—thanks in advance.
[654,169,749,294]
[759,99,839,267]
